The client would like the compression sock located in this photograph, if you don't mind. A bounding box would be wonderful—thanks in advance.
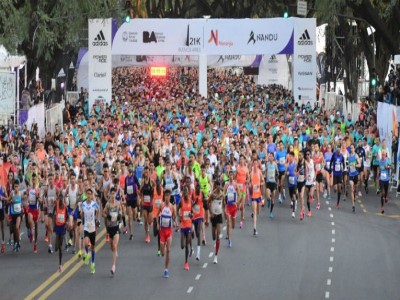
[270,203,274,213]
[122,216,126,227]
[337,192,341,205]
[85,246,89,255]
[91,250,95,263]
[307,200,310,211]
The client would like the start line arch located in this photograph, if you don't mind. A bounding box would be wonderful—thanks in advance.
[88,18,316,108]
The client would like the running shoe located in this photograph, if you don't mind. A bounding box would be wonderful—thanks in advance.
[14,243,20,252]
[213,256,218,264]
[90,263,95,274]
[323,191,328,199]
[328,195,332,200]
[184,262,189,271]
[72,248,76,255]
[269,212,273,219]
[307,210,312,217]
[310,197,314,204]
[202,239,206,246]
[291,212,295,218]
[253,228,258,236]
[157,250,161,257]
[352,206,355,213]
[145,233,150,243]
[68,238,72,246]
[105,234,110,243]
[278,195,282,204]
[33,243,37,253]
[377,188,380,194]
[228,240,232,248]
[385,198,388,204]
[111,265,115,276]
[58,265,63,273]
[129,234,133,241]
[381,207,384,214]
[239,221,243,229]
[300,209,305,220]
[48,246,53,254]
[7,239,13,246]
[78,250,82,258]
[1,243,4,253]
[316,203,320,210]
[164,269,169,278]
[358,191,362,197]
[123,227,128,234]
[44,236,49,243]
[83,254,89,265]
[283,190,286,200]
[267,199,271,209]
[336,204,341,209]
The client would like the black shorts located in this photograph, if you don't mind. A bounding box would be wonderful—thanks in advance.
[349,175,358,184]
[84,231,96,246]
[0,210,4,222]
[101,196,107,209]
[266,182,277,192]
[372,165,378,173]
[12,214,21,224]
[278,171,286,180]
[379,180,389,192]
[357,167,363,174]
[333,175,343,185]
[126,198,138,209]
[324,169,332,174]
[142,205,153,213]
[211,214,223,227]
[107,226,120,240]
[289,186,297,198]
[297,182,305,192]
[169,195,176,205]
[203,200,209,211]
[316,173,323,183]
[343,171,348,176]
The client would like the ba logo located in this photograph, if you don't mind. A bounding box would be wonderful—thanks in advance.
[122,31,128,42]
[92,30,108,46]
[143,31,157,43]
[298,29,313,46]
[208,30,218,45]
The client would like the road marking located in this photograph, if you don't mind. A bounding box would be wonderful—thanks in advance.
[329,266,333,272]
[203,263,208,269]
[372,213,400,219]
[332,229,335,235]
[219,233,223,239]
[187,287,193,294]
[331,222,335,226]
[209,252,213,258]
[325,201,329,205]
[330,256,334,262]
[360,204,364,208]
[332,238,335,243]
[195,274,201,280]
[24,228,106,300]
[363,209,367,213]
[37,233,107,300]
[223,226,227,231]
[327,279,331,286]
[330,214,334,218]
[330,247,334,252]
[325,291,330,298]
[357,200,362,204]
[328,207,331,211]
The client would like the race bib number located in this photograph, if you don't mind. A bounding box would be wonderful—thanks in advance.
[227,193,235,202]
[212,200,222,215]
[253,185,259,192]
[155,199,162,207]
[316,164,322,171]
[110,212,118,222]
[261,163,266,172]
[127,185,134,195]
[268,170,275,182]
[279,157,285,164]
[57,213,65,224]
[237,184,243,190]
[298,175,305,182]
[166,183,174,190]
[326,161,330,169]
[161,217,171,228]
[29,194,36,205]
[381,172,387,180]
[350,164,356,173]
[86,220,95,232]
[193,204,200,214]
[48,197,55,205]
[335,163,341,172]
[289,176,295,185]
[143,195,151,203]
[183,211,191,220]
[307,174,312,181]
[13,203,21,213]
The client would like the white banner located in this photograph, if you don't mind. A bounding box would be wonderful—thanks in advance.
[113,18,296,56]
[45,103,63,134]
[66,91,80,106]
[258,55,290,88]
[88,18,112,110]
[26,102,45,138]
[293,18,317,106]
[377,102,397,153]
[0,72,15,114]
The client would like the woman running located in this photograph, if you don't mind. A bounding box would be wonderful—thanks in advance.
[152,178,164,256]
[53,195,68,272]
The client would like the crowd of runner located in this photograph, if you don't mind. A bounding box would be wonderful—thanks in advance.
[0,67,394,278]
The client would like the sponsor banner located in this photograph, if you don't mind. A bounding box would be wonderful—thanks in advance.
[258,55,290,88]
[45,103,63,135]
[0,72,16,115]
[377,102,397,154]
[293,18,317,106]
[113,18,295,55]
[113,19,204,56]
[25,102,45,138]
[88,18,112,109]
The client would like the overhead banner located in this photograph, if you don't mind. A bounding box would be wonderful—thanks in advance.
[88,18,112,110]
[377,102,397,154]
[293,18,317,106]
[112,18,295,56]
[0,72,16,115]
[258,55,290,88]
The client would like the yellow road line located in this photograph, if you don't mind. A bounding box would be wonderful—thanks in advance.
[372,213,400,219]
[24,228,106,300]
[38,236,108,300]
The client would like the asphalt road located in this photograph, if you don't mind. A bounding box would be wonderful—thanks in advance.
[2,183,400,300]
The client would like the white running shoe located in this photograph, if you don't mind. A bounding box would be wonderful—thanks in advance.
[213,256,218,264]
[292,212,295,218]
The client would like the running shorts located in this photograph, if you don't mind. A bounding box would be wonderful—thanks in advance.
[107,226,120,240]
[251,197,261,204]
[289,186,297,198]
[266,182,277,192]
[349,175,358,184]
[333,175,343,185]
[225,204,237,218]
[84,231,96,246]
[160,228,172,243]
[316,173,323,183]
[211,214,223,227]
[54,224,66,236]
[28,208,39,222]
[126,199,138,209]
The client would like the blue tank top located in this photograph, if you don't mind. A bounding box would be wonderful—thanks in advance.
[324,152,333,170]
[332,153,344,176]
[275,151,287,172]
[136,165,144,182]
[379,159,390,182]
[11,192,22,215]
[287,162,297,187]
[266,163,276,183]
[226,184,237,205]
[348,154,358,177]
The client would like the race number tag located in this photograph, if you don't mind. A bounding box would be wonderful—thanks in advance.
[253,185,259,192]
[183,211,191,220]
[298,175,305,182]
[57,213,65,224]
[143,195,151,203]
[127,185,134,195]
[227,193,235,202]
[110,212,118,222]
[335,163,341,172]
[380,172,387,180]
[289,176,295,184]
[161,217,171,228]
[13,203,21,213]
[350,164,356,173]
[155,199,162,207]
[279,157,285,164]
[193,204,200,214]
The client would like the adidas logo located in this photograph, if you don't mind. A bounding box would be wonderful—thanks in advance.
[92,30,108,46]
[298,29,313,46]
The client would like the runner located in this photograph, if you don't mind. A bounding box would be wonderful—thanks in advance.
[304,149,315,217]
[81,187,100,274]
[140,166,155,243]
[124,163,140,240]
[330,147,345,209]
[157,189,176,278]
[209,180,224,264]
[192,179,205,260]
[66,173,78,253]
[27,173,41,253]
[99,164,112,242]
[275,141,287,204]
[371,138,381,193]
[7,180,23,252]
[296,151,306,220]
[53,194,68,272]
[265,152,278,219]
[44,174,58,254]
[355,139,366,198]
[152,178,164,256]
[198,164,211,245]
[363,137,372,194]
[378,151,391,214]
[250,160,264,235]
[287,152,298,218]
[323,144,333,200]
[103,187,123,276]
[179,186,192,270]
[236,155,249,229]
[313,143,324,210]
[224,171,237,247]
[348,144,361,213]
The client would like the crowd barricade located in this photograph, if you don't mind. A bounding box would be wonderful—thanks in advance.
[45,103,63,134]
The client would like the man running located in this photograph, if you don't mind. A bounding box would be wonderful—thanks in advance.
[330,147,345,209]
[250,161,264,235]
[275,141,287,204]
[265,152,278,219]
[236,155,249,228]
[378,151,391,214]
[348,144,361,213]
[124,163,140,240]
[287,152,298,218]
[224,171,237,247]
[209,180,224,264]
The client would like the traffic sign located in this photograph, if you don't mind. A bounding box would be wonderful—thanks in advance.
[297,1,307,17]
